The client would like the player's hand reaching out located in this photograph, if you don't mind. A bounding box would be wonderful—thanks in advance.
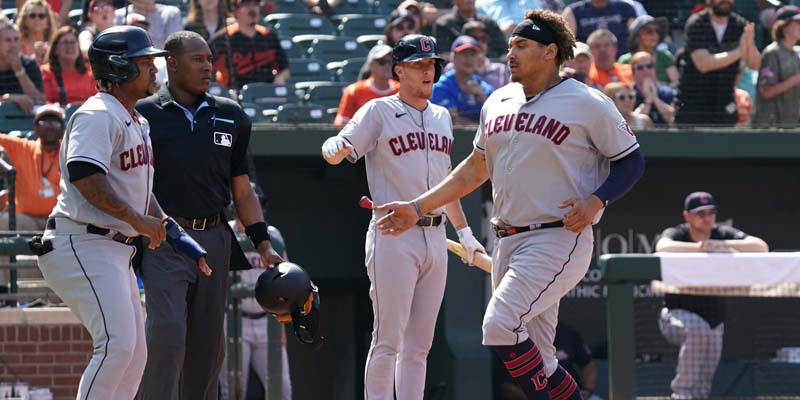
[132,215,166,249]
[321,135,353,165]
[559,195,604,233]
[376,201,418,235]
[258,240,285,269]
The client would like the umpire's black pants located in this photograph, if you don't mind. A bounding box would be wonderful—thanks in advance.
[136,224,232,400]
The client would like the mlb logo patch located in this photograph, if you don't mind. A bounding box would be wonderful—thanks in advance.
[214,132,232,147]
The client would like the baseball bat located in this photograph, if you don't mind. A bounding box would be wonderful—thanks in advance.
[446,239,492,273]
[358,196,492,273]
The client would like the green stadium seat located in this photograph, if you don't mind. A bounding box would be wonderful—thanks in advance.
[0,102,34,132]
[306,37,367,63]
[288,58,332,82]
[64,101,83,123]
[357,34,385,50]
[2,8,16,21]
[335,14,387,38]
[332,0,374,15]
[239,83,298,110]
[240,102,273,123]
[272,103,332,123]
[280,37,307,58]
[292,34,338,50]
[326,57,366,83]
[68,9,82,26]
[272,0,310,14]
[303,82,349,108]
[264,14,337,37]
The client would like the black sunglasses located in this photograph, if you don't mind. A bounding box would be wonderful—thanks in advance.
[634,62,654,71]
[27,12,48,19]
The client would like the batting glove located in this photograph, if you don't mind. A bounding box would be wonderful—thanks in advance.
[321,136,351,162]
[457,227,485,265]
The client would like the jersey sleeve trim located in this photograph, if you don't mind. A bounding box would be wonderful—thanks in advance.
[342,136,360,163]
[473,141,485,153]
[608,142,639,161]
[66,155,109,175]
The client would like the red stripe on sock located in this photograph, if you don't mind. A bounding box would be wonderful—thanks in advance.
[509,352,543,378]
[549,374,573,397]
[553,378,578,400]
[504,347,538,370]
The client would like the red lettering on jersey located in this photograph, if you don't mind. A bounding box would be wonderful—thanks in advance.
[541,118,561,139]
[552,125,571,145]
[525,113,537,132]
[407,133,418,150]
[515,112,529,131]
[120,150,131,171]
[502,113,514,131]
[530,116,546,135]
[415,132,426,149]
[399,135,411,153]
[532,370,548,391]
[493,116,503,134]
[389,137,402,155]
[135,144,145,168]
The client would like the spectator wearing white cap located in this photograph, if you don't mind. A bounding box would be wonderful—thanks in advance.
[333,44,400,126]
[431,35,494,123]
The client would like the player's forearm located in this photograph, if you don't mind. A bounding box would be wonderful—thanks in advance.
[17,74,44,102]
[417,151,489,215]
[147,193,166,220]
[443,200,468,231]
[231,175,265,227]
[72,173,144,226]
[725,236,769,252]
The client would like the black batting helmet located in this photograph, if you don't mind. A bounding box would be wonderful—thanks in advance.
[391,34,445,82]
[89,26,167,84]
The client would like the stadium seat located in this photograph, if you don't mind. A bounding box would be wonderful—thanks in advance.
[327,57,366,83]
[335,14,387,38]
[357,34,385,50]
[272,103,332,123]
[272,0,310,14]
[279,37,307,58]
[240,102,273,124]
[292,34,338,50]
[265,14,337,37]
[0,102,33,132]
[306,37,367,63]
[64,102,83,123]
[239,83,298,110]
[2,8,16,21]
[332,0,374,15]
[68,9,82,25]
[303,82,349,108]
[288,58,332,82]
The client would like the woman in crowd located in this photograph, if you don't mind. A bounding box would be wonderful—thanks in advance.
[184,0,230,41]
[41,25,97,105]
[16,0,71,26]
[15,0,58,65]
[617,15,679,87]
[78,0,116,58]
[604,82,653,130]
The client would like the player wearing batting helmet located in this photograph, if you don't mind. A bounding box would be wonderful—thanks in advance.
[33,25,176,399]
[321,34,485,400]
[376,10,645,400]
[134,30,283,400]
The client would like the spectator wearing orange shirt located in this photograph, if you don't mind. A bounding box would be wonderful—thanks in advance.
[333,44,399,126]
[588,29,632,87]
[41,25,97,106]
[0,104,64,231]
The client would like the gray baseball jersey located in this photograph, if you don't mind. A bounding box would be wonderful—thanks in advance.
[50,92,154,237]
[474,79,639,227]
[339,94,453,212]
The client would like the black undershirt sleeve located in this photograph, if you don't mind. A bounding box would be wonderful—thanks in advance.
[67,161,106,182]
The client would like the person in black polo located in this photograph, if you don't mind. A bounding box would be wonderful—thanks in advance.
[134,30,283,400]
[655,191,768,399]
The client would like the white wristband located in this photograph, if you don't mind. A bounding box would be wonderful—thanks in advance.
[457,227,473,240]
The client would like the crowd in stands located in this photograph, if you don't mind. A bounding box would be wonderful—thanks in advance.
[0,0,796,136]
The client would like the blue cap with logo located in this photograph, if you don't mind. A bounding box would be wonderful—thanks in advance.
[684,191,716,212]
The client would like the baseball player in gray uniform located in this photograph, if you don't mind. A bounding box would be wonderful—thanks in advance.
[321,34,485,400]
[33,26,209,400]
[376,12,645,400]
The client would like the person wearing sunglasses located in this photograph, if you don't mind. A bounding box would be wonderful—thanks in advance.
[15,0,72,27]
[655,191,768,399]
[617,15,679,87]
[334,44,400,125]
[630,51,675,126]
[384,9,419,47]
[603,81,652,129]
[14,0,58,65]
[78,0,117,58]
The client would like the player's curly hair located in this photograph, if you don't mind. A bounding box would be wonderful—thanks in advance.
[523,9,575,67]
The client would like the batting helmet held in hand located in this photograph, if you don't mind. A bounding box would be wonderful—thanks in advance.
[391,34,445,82]
[89,26,167,84]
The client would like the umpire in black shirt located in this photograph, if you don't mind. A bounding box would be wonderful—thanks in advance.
[654,191,768,399]
[135,31,283,400]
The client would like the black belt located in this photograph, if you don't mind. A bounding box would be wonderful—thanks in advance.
[172,215,221,231]
[241,311,268,319]
[416,215,444,228]
[46,218,138,245]
[492,221,564,238]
